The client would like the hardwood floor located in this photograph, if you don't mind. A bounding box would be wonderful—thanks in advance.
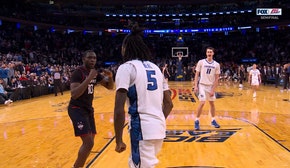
[0,81,289,168]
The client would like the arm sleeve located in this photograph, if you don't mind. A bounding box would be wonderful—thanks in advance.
[195,60,202,72]
[115,63,136,91]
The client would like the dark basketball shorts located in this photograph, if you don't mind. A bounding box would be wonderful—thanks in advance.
[68,105,96,136]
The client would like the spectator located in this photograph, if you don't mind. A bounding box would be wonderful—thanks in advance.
[0,78,14,105]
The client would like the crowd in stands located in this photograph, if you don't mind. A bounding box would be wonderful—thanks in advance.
[1,0,288,30]
[0,20,289,105]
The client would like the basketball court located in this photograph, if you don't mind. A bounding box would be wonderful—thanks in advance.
[0,80,289,168]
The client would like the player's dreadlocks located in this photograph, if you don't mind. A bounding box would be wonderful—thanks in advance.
[121,21,152,62]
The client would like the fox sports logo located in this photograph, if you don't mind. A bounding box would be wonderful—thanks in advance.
[256,8,282,15]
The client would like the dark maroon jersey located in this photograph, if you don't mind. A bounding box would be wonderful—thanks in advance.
[68,66,102,113]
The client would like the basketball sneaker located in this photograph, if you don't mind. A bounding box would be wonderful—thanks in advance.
[211,120,220,128]
[253,92,256,98]
[4,100,10,105]
[194,120,200,130]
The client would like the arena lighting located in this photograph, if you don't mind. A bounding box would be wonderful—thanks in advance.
[202,27,234,32]
[104,9,254,19]
[238,26,252,30]
[200,18,209,23]
[144,30,152,33]
[104,61,117,65]
[67,29,74,34]
[123,29,130,33]
[266,26,276,29]
[34,25,38,31]
[190,29,199,32]
[106,27,234,34]
[0,20,2,26]
[107,28,119,33]
[241,58,257,63]
[153,30,171,33]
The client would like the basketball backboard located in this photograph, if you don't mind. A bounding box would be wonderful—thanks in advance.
[172,47,188,57]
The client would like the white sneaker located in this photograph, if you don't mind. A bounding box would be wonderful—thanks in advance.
[8,99,13,103]
[253,92,256,98]
[239,84,243,88]
[4,100,10,105]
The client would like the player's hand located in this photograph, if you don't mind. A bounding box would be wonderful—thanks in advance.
[209,91,215,97]
[194,87,198,93]
[115,142,126,153]
[103,69,113,78]
[88,69,98,79]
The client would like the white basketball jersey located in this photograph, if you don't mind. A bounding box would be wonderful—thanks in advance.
[196,59,220,85]
[115,60,167,140]
[250,69,260,81]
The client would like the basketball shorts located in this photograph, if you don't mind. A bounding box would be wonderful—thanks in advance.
[68,105,96,136]
[198,84,216,101]
[251,79,260,86]
[129,139,163,168]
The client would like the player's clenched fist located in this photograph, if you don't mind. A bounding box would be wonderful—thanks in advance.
[115,142,126,153]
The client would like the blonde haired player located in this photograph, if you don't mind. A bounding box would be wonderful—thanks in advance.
[193,47,220,130]
[248,64,261,98]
